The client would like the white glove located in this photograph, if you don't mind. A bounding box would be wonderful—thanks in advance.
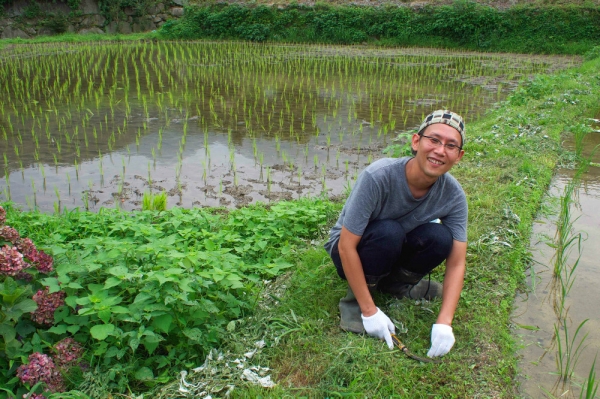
[427,324,455,358]
[361,308,395,350]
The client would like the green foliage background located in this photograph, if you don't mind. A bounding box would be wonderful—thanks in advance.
[159,2,600,54]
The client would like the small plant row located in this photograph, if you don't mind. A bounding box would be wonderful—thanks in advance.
[0,198,340,397]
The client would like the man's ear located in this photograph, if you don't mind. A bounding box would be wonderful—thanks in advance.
[411,133,420,152]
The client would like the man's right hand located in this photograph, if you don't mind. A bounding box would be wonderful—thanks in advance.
[361,308,395,349]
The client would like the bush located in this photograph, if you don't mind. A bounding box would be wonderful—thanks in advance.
[158,2,600,54]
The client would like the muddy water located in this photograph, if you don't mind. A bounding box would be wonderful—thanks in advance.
[514,124,600,398]
[0,43,580,212]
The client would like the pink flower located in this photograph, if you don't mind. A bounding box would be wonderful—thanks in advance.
[16,352,65,393]
[0,245,27,276]
[52,338,85,370]
[0,226,20,243]
[33,250,53,274]
[16,238,37,260]
[31,288,65,326]
[0,206,5,226]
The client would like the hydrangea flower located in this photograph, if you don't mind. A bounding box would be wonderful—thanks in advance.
[52,338,85,370]
[16,352,65,393]
[0,206,5,226]
[31,288,65,326]
[0,226,20,244]
[32,250,54,274]
[16,237,37,260]
[0,245,27,276]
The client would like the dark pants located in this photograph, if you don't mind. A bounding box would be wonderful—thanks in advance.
[330,220,453,286]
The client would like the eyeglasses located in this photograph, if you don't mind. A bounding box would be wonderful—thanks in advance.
[420,134,462,154]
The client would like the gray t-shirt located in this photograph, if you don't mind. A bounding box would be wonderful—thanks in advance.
[324,157,467,255]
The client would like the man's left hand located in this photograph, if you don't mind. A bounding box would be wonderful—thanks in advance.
[427,324,455,357]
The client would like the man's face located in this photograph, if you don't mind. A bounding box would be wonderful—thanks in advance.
[411,124,464,179]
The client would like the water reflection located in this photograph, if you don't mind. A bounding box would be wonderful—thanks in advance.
[0,42,580,211]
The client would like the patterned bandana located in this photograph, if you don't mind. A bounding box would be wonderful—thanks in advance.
[417,110,466,146]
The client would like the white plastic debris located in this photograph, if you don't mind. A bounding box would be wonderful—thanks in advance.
[241,368,276,388]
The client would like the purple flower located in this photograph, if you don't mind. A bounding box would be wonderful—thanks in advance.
[0,245,27,276]
[31,288,65,326]
[16,352,65,393]
[0,206,5,226]
[32,250,54,274]
[0,226,20,244]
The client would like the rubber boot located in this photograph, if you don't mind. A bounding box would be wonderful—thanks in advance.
[338,287,365,334]
[378,268,443,300]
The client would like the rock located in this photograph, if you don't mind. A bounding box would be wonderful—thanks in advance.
[79,27,104,35]
[105,21,118,34]
[132,18,155,32]
[80,0,100,14]
[124,7,137,16]
[118,21,132,34]
[154,16,163,23]
[1,26,29,39]
[157,13,169,20]
[172,0,187,5]
[36,27,54,36]
[170,7,184,17]
[82,14,106,27]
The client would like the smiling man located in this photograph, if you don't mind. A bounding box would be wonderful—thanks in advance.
[324,110,467,358]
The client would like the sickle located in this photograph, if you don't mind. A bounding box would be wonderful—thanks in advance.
[391,334,442,364]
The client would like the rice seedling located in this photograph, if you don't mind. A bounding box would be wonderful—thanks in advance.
[0,41,566,211]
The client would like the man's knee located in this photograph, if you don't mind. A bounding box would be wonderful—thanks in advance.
[360,219,405,249]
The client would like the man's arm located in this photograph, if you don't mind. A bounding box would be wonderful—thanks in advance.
[338,226,396,349]
[338,226,377,317]
[437,240,467,325]
[427,239,467,358]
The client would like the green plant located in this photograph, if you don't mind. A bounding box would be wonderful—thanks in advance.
[142,191,167,211]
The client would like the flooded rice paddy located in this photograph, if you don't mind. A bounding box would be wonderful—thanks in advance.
[514,121,600,398]
[0,42,580,211]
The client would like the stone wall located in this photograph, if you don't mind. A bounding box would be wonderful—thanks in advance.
[0,0,186,39]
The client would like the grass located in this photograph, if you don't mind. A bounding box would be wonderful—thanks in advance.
[149,55,600,398]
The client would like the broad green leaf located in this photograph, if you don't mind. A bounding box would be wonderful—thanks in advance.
[40,277,61,293]
[108,266,129,277]
[129,337,140,352]
[66,282,84,289]
[142,335,161,354]
[0,324,16,341]
[133,292,153,304]
[47,325,68,335]
[90,324,115,340]
[66,325,80,334]
[182,328,203,342]
[93,341,108,356]
[151,314,173,334]
[85,262,102,272]
[104,346,119,358]
[134,367,154,381]
[12,299,38,314]
[110,306,129,314]
[98,309,111,324]
[103,277,122,290]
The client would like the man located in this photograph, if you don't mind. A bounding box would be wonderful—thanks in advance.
[324,110,467,358]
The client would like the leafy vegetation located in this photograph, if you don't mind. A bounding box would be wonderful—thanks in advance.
[158,1,600,54]
[0,199,339,396]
